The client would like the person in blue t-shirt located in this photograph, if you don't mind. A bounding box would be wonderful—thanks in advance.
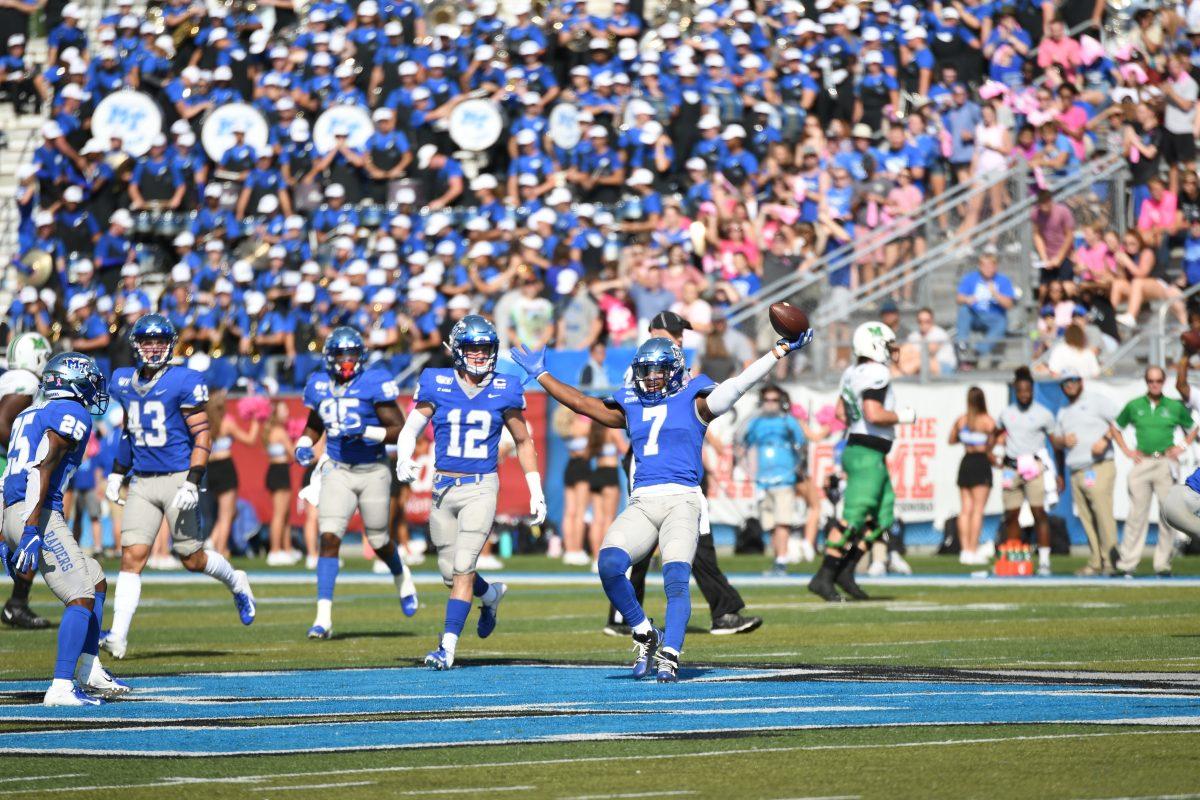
[956,247,1016,360]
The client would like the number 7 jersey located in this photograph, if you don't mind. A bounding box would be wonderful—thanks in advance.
[415,369,525,475]
[607,375,715,492]
[110,366,210,473]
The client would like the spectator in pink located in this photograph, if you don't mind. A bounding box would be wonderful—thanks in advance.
[1032,189,1077,301]
[1137,176,1178,251]
[1055,84,1090,161]
[1075,223,1119,291]
[1037,17,1082,80]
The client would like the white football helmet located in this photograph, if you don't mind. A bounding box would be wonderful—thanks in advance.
[851,321,897,364]
[6,332,52,376]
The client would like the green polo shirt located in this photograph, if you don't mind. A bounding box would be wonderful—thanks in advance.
[1115,395,1194,454]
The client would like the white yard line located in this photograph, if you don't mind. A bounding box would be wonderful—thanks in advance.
[2,729,1197,795]
[558,792,697,800]
[248,781,376,792]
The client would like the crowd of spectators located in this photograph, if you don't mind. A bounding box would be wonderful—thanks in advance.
[6,0,1200,386]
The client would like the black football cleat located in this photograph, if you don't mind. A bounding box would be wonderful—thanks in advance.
[2,601,51,630]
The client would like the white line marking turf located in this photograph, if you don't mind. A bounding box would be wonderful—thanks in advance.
[2,729,1197,795]
[559,791,697,800]
[248,781,376,792]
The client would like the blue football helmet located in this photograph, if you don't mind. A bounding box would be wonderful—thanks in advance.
[41,352,109,414]
[324,326,366,382]
[631,337,686,405]
[129,314,178,370]
[448,315,498,377]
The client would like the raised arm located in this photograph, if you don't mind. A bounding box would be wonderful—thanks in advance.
[697,331,814,423]
[509,345,626,428]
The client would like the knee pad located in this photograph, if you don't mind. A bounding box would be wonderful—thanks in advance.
[597,547,631,581]
[662,561,691,599]
[364,529,390,550]
[438,553,455,587]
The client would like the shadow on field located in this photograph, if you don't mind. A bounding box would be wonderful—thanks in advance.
[334,630,416,640]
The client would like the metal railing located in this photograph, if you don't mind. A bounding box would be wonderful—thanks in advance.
[1146,282,1200,368]
[726,161,1029,329]
[816,152,1125,327]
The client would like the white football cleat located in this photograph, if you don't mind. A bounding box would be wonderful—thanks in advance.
[866,559,887,577]
[44,682,104,707]
[79,664,131,698]
[99,631,127,660]
[888,551,913,575]
[232,570,256,625]
[798,539,816,563]
[395,562,418,617]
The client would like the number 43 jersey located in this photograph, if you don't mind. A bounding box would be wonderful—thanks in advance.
[304,367,401,465]
[3,399,92,513]
[110,366,209,474]
[607,375,715,493]
[415,369,525,475]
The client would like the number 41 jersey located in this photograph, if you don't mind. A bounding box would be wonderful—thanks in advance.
[607,375,715,492]
[110,366,209,474]
[3,399,92,513]
[415,369,525,475]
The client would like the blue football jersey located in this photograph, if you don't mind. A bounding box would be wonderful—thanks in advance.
[304,367,400,464]
[609,375,715,491]
[415,368,525,475]
[109,366,209,474]
[3,399,92,513]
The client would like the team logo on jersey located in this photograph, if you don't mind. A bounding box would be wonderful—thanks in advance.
[436,375,453,385]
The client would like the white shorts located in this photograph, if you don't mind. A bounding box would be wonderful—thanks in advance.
[429,473,499,585]
[122,472,203,557]
[603,492,701,566]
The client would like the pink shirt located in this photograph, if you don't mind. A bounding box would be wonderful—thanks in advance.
[1074,241,1117,280]
[1037,36,1082,76]
[598,294,636,343]
[1056,105,1089,160]
[1138,191,1178,232]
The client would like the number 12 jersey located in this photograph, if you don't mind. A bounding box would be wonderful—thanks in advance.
[415,369,525,475]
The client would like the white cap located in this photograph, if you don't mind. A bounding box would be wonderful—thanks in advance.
[907,26,927,40]
[295,282,316,303]
[520,234,543,249]
[471,174,499,191]
[41,121,62,139]
[346,259,369,276]
[425,213,451,235]
[465,217,489,232]
[325,183,345,198]
[417,143,439,169]
[519,40,539,56]
[268,244,287,259]
[516,129,537,145]
[332,236,354,251]
[173,231,195,247]
[373,287,397,305]
[111,209,133,228]
[244,291,267,315]
[628,168,654,186]
[698,115,720,130]
[73,258,94,274]
[39,288,57,311]
[529,208,557,227]
[120,263,139,278]
[686,157,708,171]
[170,263,191,283]
[556,269,579,295]
[62,2,81,17]
[34,210,54,226]
[232,260,254,282]
[18,286,37,303]
[63,185,83,203]
[341,287,364,303]
[300,260,320,275]
[328,278,350,295]
[61,84,84,101]
[372,107,394,122]
[467,242,493,259]
[587,125,608,138]
[257,195,279,214]
[435,240,457,256]
[864,50,884,65]
[408,286,437,305]
[214,65,233,80]
[447,294,472,311]
[214,279,234,295]
[546,187,572,205]
[407,251,429,266]
[366,268,387,287]
[205,239,225,252]
[205,183,223,198]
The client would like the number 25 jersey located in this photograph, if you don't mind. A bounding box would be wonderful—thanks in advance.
[607,375,715,492]
[110,366,209,474]
[304,367,400,465]
[415,368,525,475]
[3,399,92,513]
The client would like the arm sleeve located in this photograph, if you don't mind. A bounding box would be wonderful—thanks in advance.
[393,408,430,464]
[704,351,779,418]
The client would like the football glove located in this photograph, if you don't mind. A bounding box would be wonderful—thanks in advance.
[104,473,126,506]
[172,481,199,511]
[13,526,42,575]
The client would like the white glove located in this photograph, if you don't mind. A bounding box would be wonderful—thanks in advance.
[896,406,917,425]
[395,458,419,483]
[529,493,547,526]
[104,473,126,506]
[172,481,199,511]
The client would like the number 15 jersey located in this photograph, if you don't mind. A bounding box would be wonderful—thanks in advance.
[110,366,209,474]
[607,375,715,493]
[415,369,525,475]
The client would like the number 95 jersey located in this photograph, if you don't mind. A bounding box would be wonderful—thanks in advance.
[607,375,715,492]
[415,369,525,475]
[110,366,209,473]
[304,367,401,465]
[3,399,91,513]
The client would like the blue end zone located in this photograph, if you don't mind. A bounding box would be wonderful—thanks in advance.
[0,666,1196,756]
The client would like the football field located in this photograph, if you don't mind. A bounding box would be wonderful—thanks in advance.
[0,554,1198,799]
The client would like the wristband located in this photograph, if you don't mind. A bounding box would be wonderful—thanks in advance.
[525,470,544,498]
[186,466,206,486]
[362,425,387,443]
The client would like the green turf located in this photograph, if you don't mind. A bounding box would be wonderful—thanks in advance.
[1,554,1198,798]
